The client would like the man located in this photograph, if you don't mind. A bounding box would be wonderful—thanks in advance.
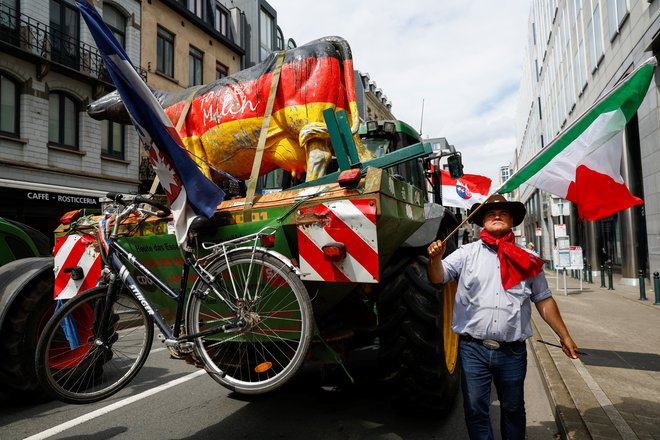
[427,194,578,440]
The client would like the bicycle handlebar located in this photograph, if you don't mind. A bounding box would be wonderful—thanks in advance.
[106,192,171,217]
[134,195,171,217]
[106,192,127,206]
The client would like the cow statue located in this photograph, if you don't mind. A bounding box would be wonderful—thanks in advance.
[88,36,374,183]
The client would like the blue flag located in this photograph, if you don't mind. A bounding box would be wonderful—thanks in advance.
[76,0,223,248]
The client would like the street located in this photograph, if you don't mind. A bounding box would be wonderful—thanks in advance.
[0,342,558,439]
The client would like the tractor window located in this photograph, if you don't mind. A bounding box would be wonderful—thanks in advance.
[361,138,390,157]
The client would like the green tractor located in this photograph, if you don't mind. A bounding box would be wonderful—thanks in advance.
[0,218,54,398]
[1,110,463,413]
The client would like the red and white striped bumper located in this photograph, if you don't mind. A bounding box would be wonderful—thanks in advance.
[53,234,102,300]
[297,199,378,283]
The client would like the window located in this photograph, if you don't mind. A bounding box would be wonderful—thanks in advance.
[587,1,603,72]
[276,27,284,50]
[215,61,228,80]
[50,0,80,68]
[607,0,628,40]
[188,0,203,18]
[101,119,124,159]
[48,92,79,148]
[104,4,126,46]
[215,2,229,36]
[102,4,126,153]
[259,8,274,61]
[535,59,540,82]
[575,40,587,93]
[0,73,19,136]
[0,0,19,37]
[156,26,174,77]
[189,46,203,86]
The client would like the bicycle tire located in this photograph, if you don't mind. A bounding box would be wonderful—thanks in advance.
[186,249,313,394]
[35,286,153,404]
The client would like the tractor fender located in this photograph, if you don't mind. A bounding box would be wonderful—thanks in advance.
[224,247,301,276]
[0,257,54,326]
[401,203,458,248]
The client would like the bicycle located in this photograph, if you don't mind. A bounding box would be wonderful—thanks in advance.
[35,193,313,404]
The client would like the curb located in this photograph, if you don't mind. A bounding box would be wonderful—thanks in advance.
[530,319,591,440]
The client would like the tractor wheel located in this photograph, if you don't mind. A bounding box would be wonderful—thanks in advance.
[0,272,55,400]
[377,254,460,414]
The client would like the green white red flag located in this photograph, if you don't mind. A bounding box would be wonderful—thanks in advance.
[499,58,656,221]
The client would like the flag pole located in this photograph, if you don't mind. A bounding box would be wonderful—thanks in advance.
[440,194,495,245]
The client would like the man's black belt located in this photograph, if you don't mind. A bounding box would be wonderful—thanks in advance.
[459,334,523,350]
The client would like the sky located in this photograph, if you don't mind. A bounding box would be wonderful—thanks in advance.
[268,0,531,188]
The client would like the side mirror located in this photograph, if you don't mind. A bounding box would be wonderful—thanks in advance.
[446,153,464,179]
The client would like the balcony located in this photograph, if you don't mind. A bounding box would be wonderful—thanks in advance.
[0,4,146,86]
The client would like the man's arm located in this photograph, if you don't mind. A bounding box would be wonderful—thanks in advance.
[427,239,446,284]
[535,296,579,359]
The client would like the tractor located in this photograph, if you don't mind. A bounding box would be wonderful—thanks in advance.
[0,37,464,412]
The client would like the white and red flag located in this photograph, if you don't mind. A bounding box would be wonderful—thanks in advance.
[440,169,492,209]
[499,58,656,221]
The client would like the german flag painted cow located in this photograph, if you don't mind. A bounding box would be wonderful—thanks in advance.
[88,36,373,183]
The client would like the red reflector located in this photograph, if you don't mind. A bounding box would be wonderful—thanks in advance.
[322,242,346,262]
[59,210,82,225]
[338,169,362,188]
[260,234,276,248]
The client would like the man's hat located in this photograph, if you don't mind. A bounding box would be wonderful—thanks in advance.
[470,194,526,227]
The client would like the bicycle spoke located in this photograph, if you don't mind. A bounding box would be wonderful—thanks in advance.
[187,250,312,394]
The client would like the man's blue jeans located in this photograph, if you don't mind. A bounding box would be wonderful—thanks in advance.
[459,339,527,440]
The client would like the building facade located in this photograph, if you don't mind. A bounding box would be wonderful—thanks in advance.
[0,0,142,236]
[0,0,283,239]
[515,0,660,283]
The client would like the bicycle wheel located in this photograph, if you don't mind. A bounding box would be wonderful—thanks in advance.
[186,249,313,394]
[35,286,153,404]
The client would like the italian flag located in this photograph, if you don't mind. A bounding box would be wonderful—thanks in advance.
[499,58,656,221]
[440,169,492,209]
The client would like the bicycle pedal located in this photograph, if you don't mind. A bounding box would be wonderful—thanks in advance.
[177,341,195,351]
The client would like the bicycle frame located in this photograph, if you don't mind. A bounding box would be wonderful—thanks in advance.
[92,205,276,348]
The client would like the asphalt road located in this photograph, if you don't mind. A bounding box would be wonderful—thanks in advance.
[0,342,558,440]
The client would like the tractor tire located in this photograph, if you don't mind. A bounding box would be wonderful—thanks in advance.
[0,272,55,400]
[377,252,460,415]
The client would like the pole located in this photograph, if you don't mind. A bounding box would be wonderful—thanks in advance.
[607,261,614,290]
[600,264,606,288]
[440,194,495,244]
[639,269,647,301]
[654,272,660,305]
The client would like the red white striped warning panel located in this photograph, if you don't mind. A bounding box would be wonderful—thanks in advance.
[53,234,102,300]
[297,199,378,283]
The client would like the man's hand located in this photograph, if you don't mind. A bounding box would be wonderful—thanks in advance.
[561,335,580,359]
[427,239,446,259]
[427,240,446,285]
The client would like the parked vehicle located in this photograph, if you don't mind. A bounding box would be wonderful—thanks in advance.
[0,218,53,398]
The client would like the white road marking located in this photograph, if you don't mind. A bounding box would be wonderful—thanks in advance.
[25,370,206,440]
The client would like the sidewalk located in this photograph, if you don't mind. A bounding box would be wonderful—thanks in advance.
[530,269,660,440]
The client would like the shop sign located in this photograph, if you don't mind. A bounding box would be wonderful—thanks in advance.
[23,190,100,206]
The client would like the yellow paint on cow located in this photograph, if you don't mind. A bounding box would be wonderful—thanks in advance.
[179,102,372,182]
